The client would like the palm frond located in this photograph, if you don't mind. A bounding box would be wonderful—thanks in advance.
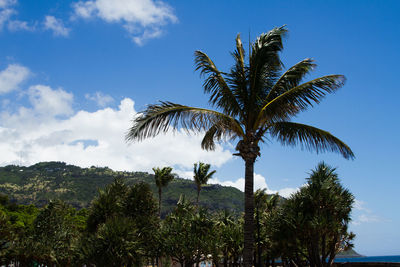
[126,101,242,143]
[201,121,243,151]
[257,75,346,125]
[269,121,355,159]
[248,26,287,117]
[226,34,248,111]
[265,58,316,102]
[194,51,242,116]
[250,25,287,62]
[201,125,218,151]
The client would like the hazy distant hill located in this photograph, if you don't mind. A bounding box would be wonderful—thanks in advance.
[0,161,245,216]
[336,248,364,258]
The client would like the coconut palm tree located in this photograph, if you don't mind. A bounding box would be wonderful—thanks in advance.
[126,26,354,267]
[193,162,216,206]
[153,166,175,217]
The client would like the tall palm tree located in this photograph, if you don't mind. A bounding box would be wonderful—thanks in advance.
[126,26,354,267]
[193,162,216,206]
[153,166,175,217]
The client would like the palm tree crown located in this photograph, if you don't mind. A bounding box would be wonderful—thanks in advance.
[193,162,216,205]
[126,25,354,267]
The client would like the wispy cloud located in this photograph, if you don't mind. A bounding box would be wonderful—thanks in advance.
[351,199,390,226]
[0,0,17,29]
[352,214,387,226]
[85,91,114,107]
[7,19,35,31]
[43,15,70,37]
[72,0,177,45]
[0,0,35,32]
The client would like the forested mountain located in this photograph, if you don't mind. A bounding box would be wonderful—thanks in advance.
[0,161,245,215]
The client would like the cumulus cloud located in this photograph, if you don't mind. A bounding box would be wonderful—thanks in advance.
[85,91,114,107]
[0,86,232,174]
[28,85,74,116]
[43,15,70,37]
[209,173,301,198]
[0,64,30,94]
[73,0,177,45]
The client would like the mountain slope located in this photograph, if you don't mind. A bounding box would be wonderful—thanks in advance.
[0,162,244,215]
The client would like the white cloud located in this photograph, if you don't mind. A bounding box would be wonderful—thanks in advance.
[43,15,70,37]
[354,199,371,212]
[0,0,33,32]
[73,0,177,45]
[7,19,35,31]
[85,91,114,107]
[209,173,301,198]
[0,0,16,29]
[352,214,385,226]
[351,199,390,226]
[0,87,232,174]
[0,64,30,94]
[28,85,74,116]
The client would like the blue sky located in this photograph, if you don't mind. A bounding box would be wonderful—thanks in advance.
[0,0,399,256]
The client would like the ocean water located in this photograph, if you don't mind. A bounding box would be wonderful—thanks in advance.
[335,255,400,263]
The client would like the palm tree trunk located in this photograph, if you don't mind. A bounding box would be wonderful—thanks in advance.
[196,188,200,207]
[158,188,162,217]
[243,158,255,267]
[256,208,261,267]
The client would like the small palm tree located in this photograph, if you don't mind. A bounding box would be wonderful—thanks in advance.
[126,26,354,267]
[153,166,175,217]
[193,162,216,206]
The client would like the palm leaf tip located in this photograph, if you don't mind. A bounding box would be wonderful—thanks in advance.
[270,122,355,160]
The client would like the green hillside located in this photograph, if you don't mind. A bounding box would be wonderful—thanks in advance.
[0,161,244,216]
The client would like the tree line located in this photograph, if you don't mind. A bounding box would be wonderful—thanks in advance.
[0,162,354,267]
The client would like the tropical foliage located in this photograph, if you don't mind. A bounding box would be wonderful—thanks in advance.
[126,26,354,266]
[0,162,355,266]
[276,162,355,267]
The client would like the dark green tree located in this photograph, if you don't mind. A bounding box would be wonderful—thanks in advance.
[29,200,79,266]
[153,166,175,217]
[254,190,279,267]
[162,195,214,267]
[213,210,243,267]
[81,217,143,267]
[280,162,355,267]
[86,178,128,233]
[0,211,13,264]
[83,179,159,266]
[193,162,216,206]
[126,26,354,266]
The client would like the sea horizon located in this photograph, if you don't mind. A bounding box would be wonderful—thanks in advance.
[335,255,400,263]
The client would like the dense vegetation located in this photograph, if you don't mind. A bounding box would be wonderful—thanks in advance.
[0,162,356,267]
[0,161,244,216]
